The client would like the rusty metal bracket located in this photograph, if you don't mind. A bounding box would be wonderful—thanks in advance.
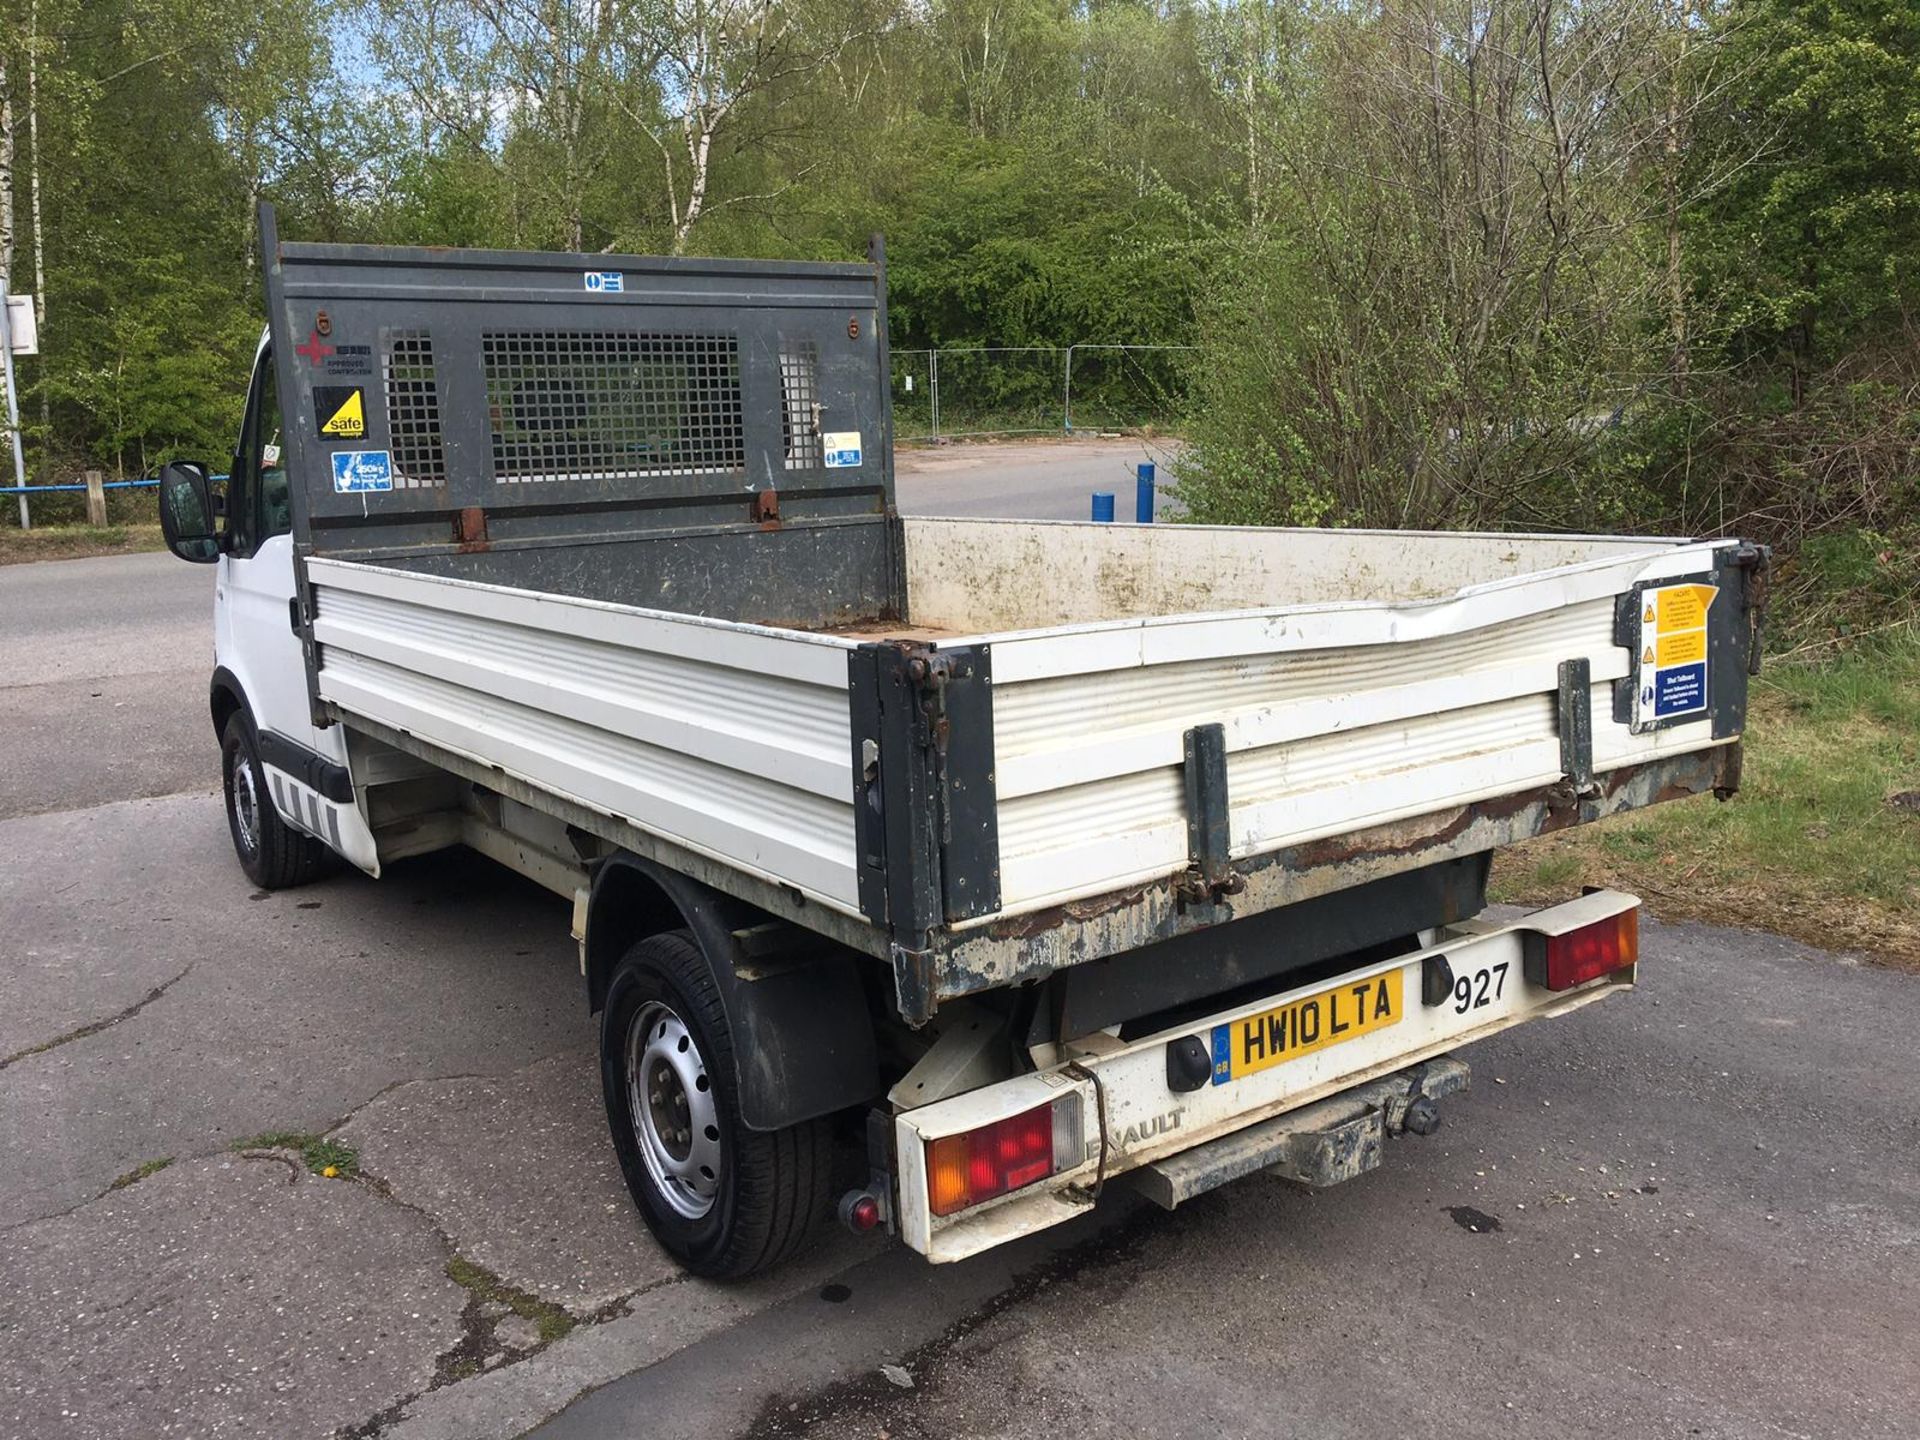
[752,487,781,525]
[855,639,1001,1021]
[890,941,938,1030]
[1063,1061,1111,1204]
[1714,738,1745,801]
[1178,723,1244,903]
[1549,657,1597,815]
[917,647,1000,923]
[1732,542,1772,676]
[453,506,489,552]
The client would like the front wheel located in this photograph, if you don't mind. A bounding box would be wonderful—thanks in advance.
[601,930,832,1278]
[221,712,335,889]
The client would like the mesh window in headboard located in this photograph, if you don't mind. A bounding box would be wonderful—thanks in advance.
[382,329,447,488]
[483,330,746,483]
[780,342,821,470]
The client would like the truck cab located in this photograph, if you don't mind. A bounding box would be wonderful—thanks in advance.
[166,335,378,884]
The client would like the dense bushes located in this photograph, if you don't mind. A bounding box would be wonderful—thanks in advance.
[1172,0,1920,639]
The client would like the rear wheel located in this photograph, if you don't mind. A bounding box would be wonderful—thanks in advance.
[601,929,832,1278]
[221,712,334,889]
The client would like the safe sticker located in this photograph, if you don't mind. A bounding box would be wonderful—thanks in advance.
[822,431,862,468]
[1635,582,1716,728]
[315,386,366,439]
[332,449,393,493]
[583,271,625,293]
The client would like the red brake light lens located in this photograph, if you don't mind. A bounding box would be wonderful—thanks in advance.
[925,1097,1081,1218]
[1529,907,1639,991]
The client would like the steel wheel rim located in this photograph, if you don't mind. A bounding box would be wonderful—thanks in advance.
[229,744,260,856]
[626,1000,721,1220]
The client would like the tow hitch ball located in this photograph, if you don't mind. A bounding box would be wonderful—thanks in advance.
[1403,1097,1442,1136]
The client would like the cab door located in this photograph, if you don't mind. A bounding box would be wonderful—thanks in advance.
[215,342,380,873]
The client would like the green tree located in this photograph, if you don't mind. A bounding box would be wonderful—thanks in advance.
[1688,0,1920,398]
[1176,0,1682,531]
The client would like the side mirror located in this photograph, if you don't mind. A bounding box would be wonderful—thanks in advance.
[158,461,220,563]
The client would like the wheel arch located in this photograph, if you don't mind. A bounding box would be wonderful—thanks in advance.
[586,853,880,1132]
[210,667,250,741]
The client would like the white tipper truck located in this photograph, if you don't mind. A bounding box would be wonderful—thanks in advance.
[156,209,1767,1278]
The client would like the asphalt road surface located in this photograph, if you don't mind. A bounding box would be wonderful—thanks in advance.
[3,438,1915,1440]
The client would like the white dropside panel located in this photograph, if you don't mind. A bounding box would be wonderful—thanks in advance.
[978,539,1734,918]
[305,559,865,914]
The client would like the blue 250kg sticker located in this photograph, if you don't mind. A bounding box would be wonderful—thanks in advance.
[332,450,393,493]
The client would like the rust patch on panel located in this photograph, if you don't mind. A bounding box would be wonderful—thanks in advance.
[988,887,1149,942]
[936,751,1728,1001]
[453,507,490,553]
[1286,806,1483,870]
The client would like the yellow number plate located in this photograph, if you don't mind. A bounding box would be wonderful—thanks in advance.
[1210,970,1404,1085]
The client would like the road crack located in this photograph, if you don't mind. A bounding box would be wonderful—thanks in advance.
[0,1045,579,1238]
[0,964,193,1072]
[334,1164,645,1440]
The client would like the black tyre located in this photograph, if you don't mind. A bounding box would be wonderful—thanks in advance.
[221,712,335,890]
[601,929,833,1279]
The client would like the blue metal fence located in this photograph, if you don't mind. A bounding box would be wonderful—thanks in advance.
[0,478,159,496]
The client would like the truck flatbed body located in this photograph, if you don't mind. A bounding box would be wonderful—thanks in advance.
[256,223,1760,1024]
[304,517,1751,1025]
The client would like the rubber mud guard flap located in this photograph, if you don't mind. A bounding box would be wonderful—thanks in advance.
[589,855,880,1131]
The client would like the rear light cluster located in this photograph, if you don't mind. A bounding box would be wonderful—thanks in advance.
[1526,906,1639,991]
[926,1094,1084,1217]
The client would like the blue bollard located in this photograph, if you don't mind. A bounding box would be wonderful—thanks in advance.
[1091,491,1115,523]
[1136,462,1156,523]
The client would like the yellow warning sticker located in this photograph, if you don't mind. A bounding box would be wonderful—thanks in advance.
[318,386,366,439]
[1637,580,1719,727]
[1654,583,1715,633]
[1656,629,1707,667]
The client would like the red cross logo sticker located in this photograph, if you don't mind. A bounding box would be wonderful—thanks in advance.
[295,328,335,366]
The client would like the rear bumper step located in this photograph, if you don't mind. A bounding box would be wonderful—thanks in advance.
[896,889,1637,1262]
[1127,1055,1471,1209]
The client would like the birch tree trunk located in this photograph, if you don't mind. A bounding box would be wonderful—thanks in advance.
[646,0,850,256]
[676,119,714,253]
[0,52,14,287]
[0,49,17,524]
[1663,0,1691,397]
[27,0,42,322]
[1242,22,1260,228]
[28,0,46,478]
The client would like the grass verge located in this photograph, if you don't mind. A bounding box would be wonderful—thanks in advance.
[0,523,166,564]
[1492,636,1920,968]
